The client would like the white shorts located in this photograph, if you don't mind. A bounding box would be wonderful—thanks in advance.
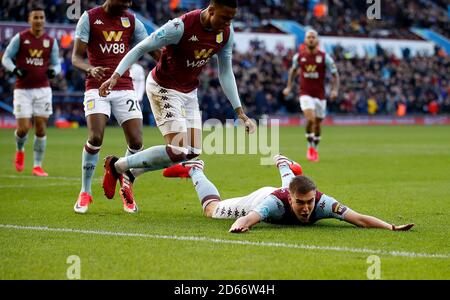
[146,73,202,136]
[212,187,278,219]
[13,87,52,118]
[83,89,142,126]
[299,95,327,119]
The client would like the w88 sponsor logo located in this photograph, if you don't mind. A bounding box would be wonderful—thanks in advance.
[99,43,126,54]
[100,31,126,54]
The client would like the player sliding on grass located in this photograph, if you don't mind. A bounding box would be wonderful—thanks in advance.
[165,155,414,233]
[99,0,256,201]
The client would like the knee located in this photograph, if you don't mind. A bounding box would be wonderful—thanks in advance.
[88,132,104,147]
[16,127,29,137]
[128,140,143,151]
[166,145,188,163]
[306,117,315,124]
[204,201,219,218]
[35,127,46,138]
[127,130,143,150]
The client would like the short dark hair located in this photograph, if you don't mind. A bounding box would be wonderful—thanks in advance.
[211,0,238,8]
[289,176,316,195]
[29,2,45,14]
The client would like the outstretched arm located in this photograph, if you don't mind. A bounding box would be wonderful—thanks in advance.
[344,210,414,231]
[229,212,262,233]
[229,194,285,233]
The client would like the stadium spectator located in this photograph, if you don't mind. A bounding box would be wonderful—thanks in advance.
[2,1,448,38]
[163,155,414,233]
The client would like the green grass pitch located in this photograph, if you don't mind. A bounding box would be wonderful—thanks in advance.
[0,125,449,279]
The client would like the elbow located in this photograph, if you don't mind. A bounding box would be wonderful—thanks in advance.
[1,56,8,68]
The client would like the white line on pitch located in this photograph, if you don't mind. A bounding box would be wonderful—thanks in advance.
[0,224,448,259]
[0,175,100,182]
[0,183,79,189]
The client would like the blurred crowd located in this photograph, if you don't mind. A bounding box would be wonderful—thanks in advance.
[235,0,450,39]
[0,0,449,123]
[1,0,449,39]
[1,40,448,122]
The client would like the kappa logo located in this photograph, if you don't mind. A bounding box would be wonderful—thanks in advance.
[189,35,199,42]
[227,208,233,217]
[94,19,104,25]
[301,57,307,62]
[24,40,31,45]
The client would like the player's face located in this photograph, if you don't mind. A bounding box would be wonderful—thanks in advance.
[209,5,237,33]
[305,33,318,50]
[289,190,316,223]
[28,11,45,31]
[109,0,132,14]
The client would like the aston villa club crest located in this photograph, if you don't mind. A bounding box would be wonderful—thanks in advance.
[121,17,130,28]
[216,32,223,44]
[316,55,323,64]
[43,39,50,48]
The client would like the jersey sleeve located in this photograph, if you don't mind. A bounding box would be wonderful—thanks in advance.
[1,33,20,72]
[132,17,149,47]
[216,25,242,110]
[50,39,62,74]
[314,194,351,221]
[251,194,285,221]
[325,53,338,74]
[75,11,90,43]
[115,18,184,76]
[291,53,299,69]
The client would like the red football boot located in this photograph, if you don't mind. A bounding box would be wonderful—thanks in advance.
[273,154,303,175]
[306,147,315,161]
[74,192,93,214]
[32,166,48,177]
[312,149,320,163]
[163,161,204,178]
[103,156,121,199]
[119,172,138,213]
[15,151,25,172]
